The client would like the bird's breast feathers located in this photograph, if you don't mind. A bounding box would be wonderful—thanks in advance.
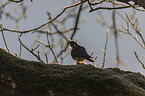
[72,57,86,62]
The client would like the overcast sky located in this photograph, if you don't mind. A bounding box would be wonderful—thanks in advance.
[1,0,145,75]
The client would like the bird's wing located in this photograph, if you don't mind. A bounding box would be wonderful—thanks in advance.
[79,46,92,58]
[80,47,94,62]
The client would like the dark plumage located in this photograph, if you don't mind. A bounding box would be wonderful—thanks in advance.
[69,40,94,63]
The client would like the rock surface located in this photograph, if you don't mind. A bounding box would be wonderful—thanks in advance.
[0,48,145,96]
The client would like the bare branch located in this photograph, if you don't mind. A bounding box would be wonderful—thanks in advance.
[89,6,130,12]
[57,3,84,58]
[35,38,58,63]
[117,0,145,9]
[1,0,85,34]
[18,38,45,63]
[0,24,10,52]
[102,29,109,68]
[8,0,24,3]
[134,51,145,69]
[121,11,145,49]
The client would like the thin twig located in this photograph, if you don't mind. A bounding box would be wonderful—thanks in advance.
[125,11,145,46]
[1,1,85,34]
[2,8,66,33]
[88,0,105,6]
[87,0,93,10]
[46,31,58,63]
[35,38,58,63]
[32,28,75,35]
[89,6,130,12]
[64,0,85,9]
[134,51,145,69]
[31,44,40,51]
[45,53,48,63]
[112,5,120,66]
[19,42,22,58]
[102,29,109,68]
[57,3,84,58]
[71,3,83,39]
[46,12,69,41]
[116,0,145,11]
[14,52,18,57]
[18,38,45,63]
[8,0,24,3]
[121,12,145,49]
[0,24,10,52]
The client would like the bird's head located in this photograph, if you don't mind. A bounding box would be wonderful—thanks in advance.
[69,40,78,48]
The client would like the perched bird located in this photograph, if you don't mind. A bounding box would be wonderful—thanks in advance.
[69,40,94,64]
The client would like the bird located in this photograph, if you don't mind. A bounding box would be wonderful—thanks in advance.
[69,40,94,64]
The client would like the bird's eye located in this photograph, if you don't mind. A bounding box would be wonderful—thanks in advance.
[69,41,77,48]
[73,43,76,47]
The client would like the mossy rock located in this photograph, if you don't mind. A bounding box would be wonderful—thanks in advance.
[0,48,145,96]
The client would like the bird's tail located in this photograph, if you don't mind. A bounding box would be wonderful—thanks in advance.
[87,58,95,62]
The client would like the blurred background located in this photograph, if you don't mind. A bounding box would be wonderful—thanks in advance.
[1,0,145,75]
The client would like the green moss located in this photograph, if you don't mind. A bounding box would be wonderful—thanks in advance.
[0,48,145,96]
